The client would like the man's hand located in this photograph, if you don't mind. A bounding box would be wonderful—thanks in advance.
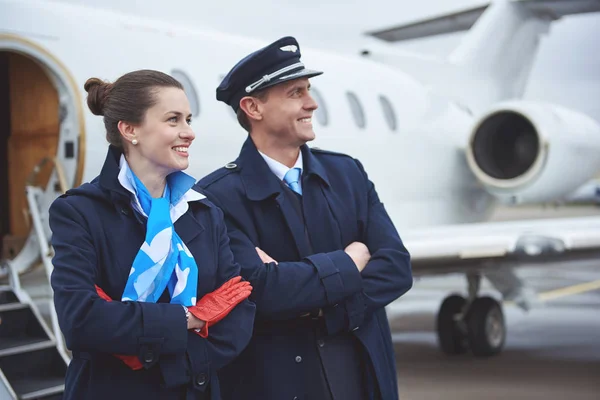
[256,247,278,265]
[344,242,371,272]
[187,314,206,331]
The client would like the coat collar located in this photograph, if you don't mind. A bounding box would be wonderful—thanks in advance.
[99,145,131,202]
[238,136,330,201]
[98,145,205,241]
[303,145,330,188]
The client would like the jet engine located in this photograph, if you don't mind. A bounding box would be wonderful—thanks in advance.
[465,101,600,204]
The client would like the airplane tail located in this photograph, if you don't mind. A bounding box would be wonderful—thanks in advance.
[365,0,600,112]
[447,0,551,101]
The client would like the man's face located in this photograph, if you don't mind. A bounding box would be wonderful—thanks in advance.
[258,77,318,146]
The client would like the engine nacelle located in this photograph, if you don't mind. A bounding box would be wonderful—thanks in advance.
[465,101,600,204]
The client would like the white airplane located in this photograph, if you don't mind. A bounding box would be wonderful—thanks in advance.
[1,0,600,396]
[565,178,600,204]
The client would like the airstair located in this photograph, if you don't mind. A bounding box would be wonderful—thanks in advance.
[0,159,70,399]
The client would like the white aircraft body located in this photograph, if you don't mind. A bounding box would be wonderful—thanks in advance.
[565,178,600,204]
[1,0,600,396]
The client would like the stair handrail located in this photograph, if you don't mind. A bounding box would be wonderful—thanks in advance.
[22,156,72,362]
[25,156,69,195]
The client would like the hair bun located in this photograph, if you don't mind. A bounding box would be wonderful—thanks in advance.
[84,77,112,116]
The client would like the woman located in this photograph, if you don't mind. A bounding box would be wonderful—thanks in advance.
[49,69,255,399]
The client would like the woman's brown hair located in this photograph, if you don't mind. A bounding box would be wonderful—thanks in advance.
[84,70,183,147]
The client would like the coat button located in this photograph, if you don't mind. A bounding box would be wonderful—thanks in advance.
[196,373,207,386]
[317,339,325,348]
[295,356,302,363]
[143,351,154,363]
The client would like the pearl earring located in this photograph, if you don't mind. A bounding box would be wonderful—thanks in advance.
[132,139,138,145]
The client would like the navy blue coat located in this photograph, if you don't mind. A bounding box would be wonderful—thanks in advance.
[49,146,255,400]
[197,137,413,400]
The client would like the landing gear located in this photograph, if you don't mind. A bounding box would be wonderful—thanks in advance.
[436,295,468,354]
[467,296,505,356]
[435,273,506,357]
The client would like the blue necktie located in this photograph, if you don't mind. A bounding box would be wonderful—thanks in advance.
[283,168,302,195]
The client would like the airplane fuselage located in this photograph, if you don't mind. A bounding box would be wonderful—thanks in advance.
[0,0,494,240]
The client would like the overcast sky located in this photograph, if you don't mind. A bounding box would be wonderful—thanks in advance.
[49,0,600,121]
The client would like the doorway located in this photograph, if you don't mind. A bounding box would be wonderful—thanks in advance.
[0,51,60,260]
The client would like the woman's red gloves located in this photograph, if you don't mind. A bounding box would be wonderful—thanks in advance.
[93,276,251,370]
[188,276,252,338]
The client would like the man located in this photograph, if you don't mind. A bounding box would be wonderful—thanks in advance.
[197,36,412,400]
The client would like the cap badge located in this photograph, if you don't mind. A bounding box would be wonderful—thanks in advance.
[280,45,298,52]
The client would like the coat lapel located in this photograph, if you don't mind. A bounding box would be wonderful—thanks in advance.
[301,147,344,252]
[274,191,312,257]
[173,205,205,246]
[238,137,312,258]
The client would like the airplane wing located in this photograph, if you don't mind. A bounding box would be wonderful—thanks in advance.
[365,0,600,42]
[403,215,600,276]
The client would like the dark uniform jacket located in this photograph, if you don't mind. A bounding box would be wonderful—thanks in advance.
[49,146,255,400]
[197,137,412,400]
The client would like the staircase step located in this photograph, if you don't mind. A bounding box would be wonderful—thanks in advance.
[0,304,50,345]
[0,302,28,312]
[12,379,64,400]
[0,347,66,399]
[31,395,63,400]
[0,338,54,357]
[0,288,18,305]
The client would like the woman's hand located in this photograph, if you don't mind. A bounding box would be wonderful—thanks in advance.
[188,276,252,337]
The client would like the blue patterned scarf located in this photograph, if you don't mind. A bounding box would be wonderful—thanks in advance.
[121,168,199,306]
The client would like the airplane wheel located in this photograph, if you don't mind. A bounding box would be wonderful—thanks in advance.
[436,295,468,355]
[466,296,506,357]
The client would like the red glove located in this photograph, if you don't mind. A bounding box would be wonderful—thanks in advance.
[94,285,143,370]
[188,276,252,338]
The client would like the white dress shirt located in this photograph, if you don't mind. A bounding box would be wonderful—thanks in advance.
[259,150,304,192]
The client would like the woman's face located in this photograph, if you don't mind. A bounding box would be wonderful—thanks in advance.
[131,87,195,175]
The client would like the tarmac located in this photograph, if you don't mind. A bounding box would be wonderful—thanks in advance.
[387,204,600,400]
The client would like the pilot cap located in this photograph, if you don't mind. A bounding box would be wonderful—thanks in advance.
[216,36,323,112]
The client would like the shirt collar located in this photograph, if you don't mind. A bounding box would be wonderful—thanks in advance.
[258,150,303,182]
[117,154,205,221]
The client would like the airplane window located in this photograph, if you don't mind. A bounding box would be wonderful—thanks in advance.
[379,95,397,131]
[346,92,366,129]
[310,87,328,126]
[171,69,200,117]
